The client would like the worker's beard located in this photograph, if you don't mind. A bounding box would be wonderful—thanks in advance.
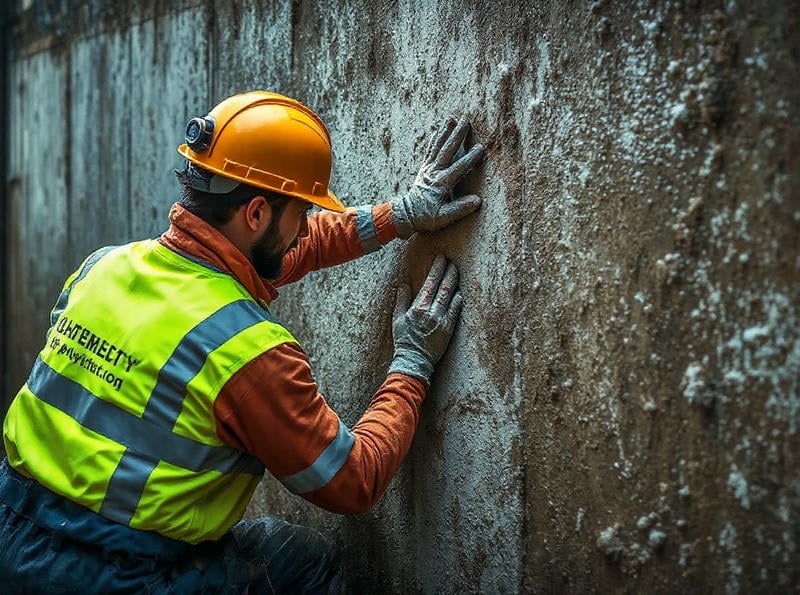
[251,224,296,280]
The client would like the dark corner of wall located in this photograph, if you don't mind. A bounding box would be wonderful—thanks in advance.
[0,0,15,422]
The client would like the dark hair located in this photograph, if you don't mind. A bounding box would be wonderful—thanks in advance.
[175,168,291,227]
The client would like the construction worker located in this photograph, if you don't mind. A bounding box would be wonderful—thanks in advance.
[0,91,484,593]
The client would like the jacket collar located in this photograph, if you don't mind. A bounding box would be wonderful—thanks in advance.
[159,203,279,304]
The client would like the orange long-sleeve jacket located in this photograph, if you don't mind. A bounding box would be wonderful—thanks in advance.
[160,202,426,514]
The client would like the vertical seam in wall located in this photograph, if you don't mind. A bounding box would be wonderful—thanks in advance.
[127,16,133,239]
[65,34,73,269]
[289,0,296,72]
[0,1,9,411]
[209,0,216,106]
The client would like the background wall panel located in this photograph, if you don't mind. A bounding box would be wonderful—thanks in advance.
[128,6,212,240]
[212,0,293,99]
[68,30,132,259]
[6,50,70,400]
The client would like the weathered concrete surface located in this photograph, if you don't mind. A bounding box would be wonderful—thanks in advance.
[3,1,799,592]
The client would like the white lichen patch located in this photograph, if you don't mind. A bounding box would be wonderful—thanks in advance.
[727,464,751,510]
[636,512,657,530]
[718,523,743,594]
[721,291,799,434]
[575,507,586,532]
[681,362,713,408]
[649,529,667,549]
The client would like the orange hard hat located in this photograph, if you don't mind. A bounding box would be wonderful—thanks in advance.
[177,91,345,213]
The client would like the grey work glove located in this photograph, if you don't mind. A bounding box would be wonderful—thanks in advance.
[391,117,485,239]
[389,255,464,385]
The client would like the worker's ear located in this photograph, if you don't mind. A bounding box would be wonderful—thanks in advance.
[243,195,272,233]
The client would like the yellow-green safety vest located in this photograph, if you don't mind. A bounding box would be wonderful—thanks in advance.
[3,240,296,543]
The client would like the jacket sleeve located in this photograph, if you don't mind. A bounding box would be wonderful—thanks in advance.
[274,203,399,287]
[213,341,426,514]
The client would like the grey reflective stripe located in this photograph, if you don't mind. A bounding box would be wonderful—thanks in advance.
[49,246,117,327]
[26,357,263,476]
[102,298,274,522]
[279,419,355,494]
[141,299,275,428]
[100,449,159,523]
[356,205,381,254]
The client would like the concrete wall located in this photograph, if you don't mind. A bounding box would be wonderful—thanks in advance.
[4,1,798,592]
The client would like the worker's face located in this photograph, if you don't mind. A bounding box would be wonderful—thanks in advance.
[251,198,311,279]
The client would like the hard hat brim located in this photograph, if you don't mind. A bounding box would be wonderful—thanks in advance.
[178,144,346,213]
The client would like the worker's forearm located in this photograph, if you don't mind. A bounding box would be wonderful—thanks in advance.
[302,373,426,514]
[213,344,425,514]
[275,203,399,287]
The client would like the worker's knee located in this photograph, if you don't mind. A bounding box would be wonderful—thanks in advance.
[229,517,342,593]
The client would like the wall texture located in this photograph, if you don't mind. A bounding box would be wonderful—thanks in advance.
[3,1,798,592]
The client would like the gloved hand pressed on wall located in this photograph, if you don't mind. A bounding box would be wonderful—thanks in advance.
[389,255,464,385]
[391,117,485,239]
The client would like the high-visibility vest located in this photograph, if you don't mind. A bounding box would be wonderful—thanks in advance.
[3,240,295,544]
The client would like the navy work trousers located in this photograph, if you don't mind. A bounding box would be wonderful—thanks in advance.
[0,460,341,593]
